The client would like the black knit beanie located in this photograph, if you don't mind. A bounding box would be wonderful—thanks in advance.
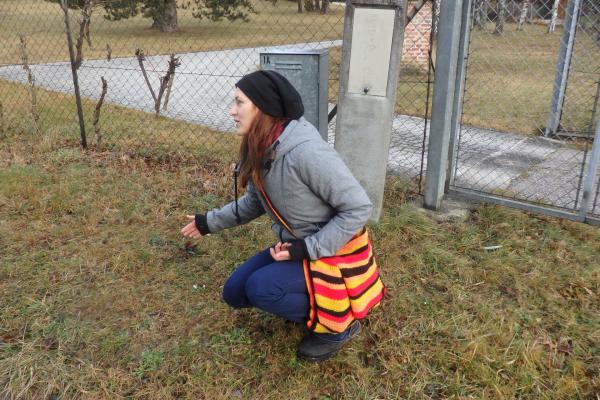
[236,70,304,120]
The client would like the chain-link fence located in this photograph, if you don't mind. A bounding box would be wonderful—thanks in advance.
[0,0,433,186]
[389,0,435,190]
[6,0,596,223]
[449,0,600,222]
[1,0,347,161]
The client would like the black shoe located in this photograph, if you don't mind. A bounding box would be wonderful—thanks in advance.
[296,321,361,362]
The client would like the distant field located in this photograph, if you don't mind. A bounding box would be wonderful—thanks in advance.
[0,0,346,65]
[462,22,600,136]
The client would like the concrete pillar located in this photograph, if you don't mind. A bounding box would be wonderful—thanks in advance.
[334,0,407,221]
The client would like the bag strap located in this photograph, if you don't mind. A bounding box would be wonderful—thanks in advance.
[255,181,298,240]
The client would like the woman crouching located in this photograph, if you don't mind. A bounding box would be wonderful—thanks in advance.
[181,70,385,362]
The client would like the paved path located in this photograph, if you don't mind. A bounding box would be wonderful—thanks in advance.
[0,40,598,216]
[0,40,341,132]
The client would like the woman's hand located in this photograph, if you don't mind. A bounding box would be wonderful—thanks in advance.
[270,242,291,261]
[181,215,202,239]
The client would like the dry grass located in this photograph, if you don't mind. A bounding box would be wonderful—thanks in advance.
[462,22,600,135]
[0,79,239,158]
[1,85,600,399]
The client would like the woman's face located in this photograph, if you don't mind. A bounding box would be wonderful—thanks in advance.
[229,88,259,136]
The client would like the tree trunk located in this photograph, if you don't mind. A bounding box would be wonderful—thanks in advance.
[475,0,488,31]
[162,0,178,32]
[494,0,506,35]
[474,0,482,30]
[314,0,320,12]
[548,0,560,33]
[152,0,178,32]
[321,0,329,14]
[297,0,302,13]
[517,0,528,31]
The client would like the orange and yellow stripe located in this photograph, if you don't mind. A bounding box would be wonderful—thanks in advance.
[304,229,386,334]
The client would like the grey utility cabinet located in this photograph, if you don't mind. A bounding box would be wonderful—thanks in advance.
[260,48,329,141]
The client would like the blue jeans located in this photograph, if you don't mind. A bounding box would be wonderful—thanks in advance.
[222,248,351,340]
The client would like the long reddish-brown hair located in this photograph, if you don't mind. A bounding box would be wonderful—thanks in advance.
[238,109,286,188]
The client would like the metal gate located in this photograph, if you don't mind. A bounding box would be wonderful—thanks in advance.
[447,0,600,224]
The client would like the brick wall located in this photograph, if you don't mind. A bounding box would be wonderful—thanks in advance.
[402,1,432,69]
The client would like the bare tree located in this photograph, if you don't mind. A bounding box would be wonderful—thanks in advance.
[548,0,560,33]
[162,67,175,111]
[93,77,108,145]
[494,0,506,35]
[61,0,90,148]
[135,48,158,105]
[73,0,93,68]
[18,35,40,133]
[528,0,534,23]
[155,54,181,115]
[136,49,181,116]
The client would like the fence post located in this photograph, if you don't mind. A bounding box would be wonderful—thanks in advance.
[334,0,407,221]
[423,0,464,210]
[445,0,473,192]
[579,116,600,221]
[545,0,582,138]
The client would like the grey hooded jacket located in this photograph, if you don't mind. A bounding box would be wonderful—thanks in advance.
[204,117,373,260]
